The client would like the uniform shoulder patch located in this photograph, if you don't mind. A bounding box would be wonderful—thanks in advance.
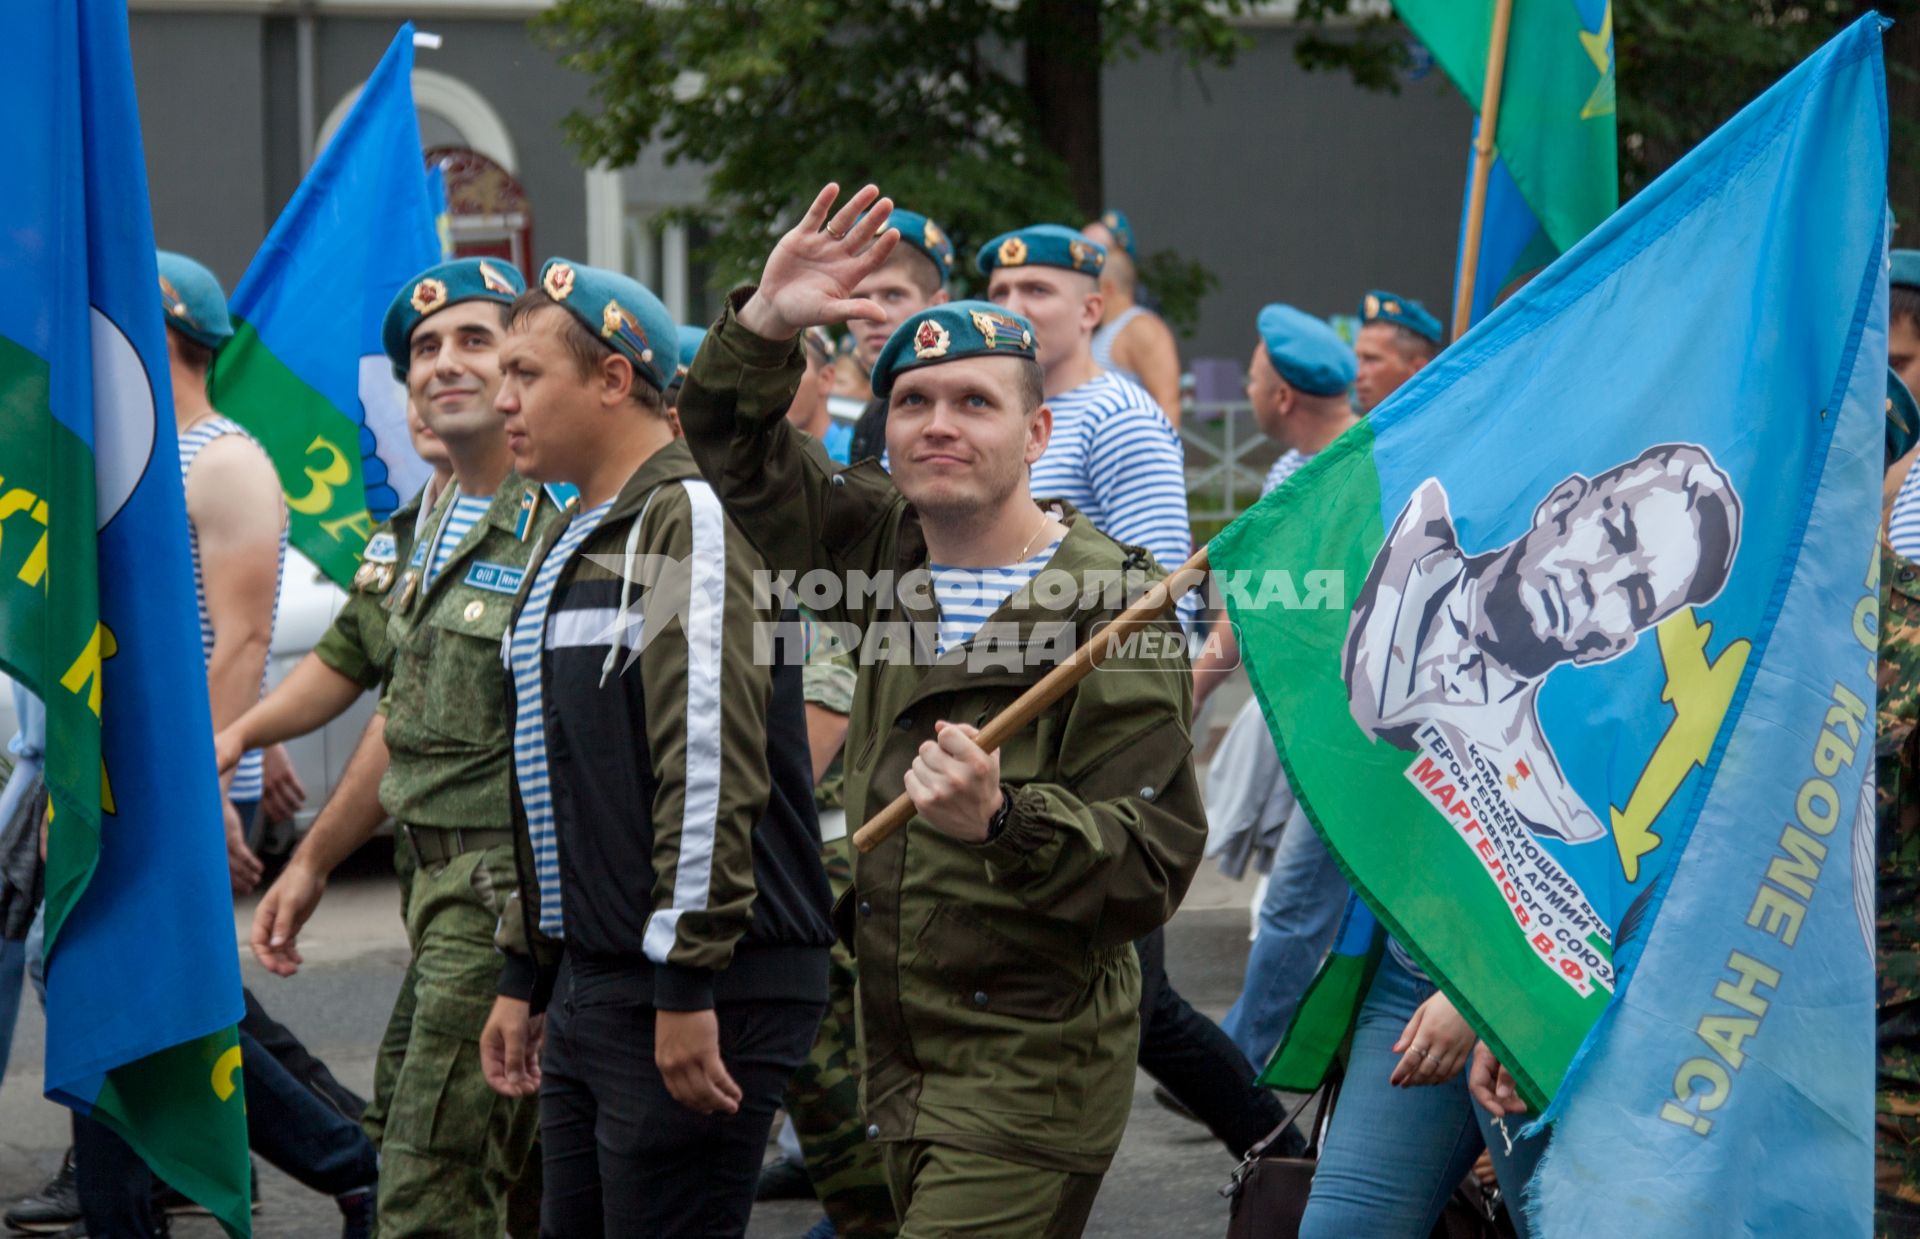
[363,532,398,564]
[464,561,526,595]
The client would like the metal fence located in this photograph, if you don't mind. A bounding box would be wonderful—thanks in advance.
[1182,399,1283,525]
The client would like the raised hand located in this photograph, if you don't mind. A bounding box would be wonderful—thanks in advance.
[737,183,901,341]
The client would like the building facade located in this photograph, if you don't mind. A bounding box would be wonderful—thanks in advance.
[130,0,1468,363]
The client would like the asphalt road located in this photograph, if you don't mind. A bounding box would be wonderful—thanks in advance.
[0,682,1268,1239]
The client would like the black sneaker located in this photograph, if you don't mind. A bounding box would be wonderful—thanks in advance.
[755,1155,814,1202]
[4,1148,79,1234]
[335,1185,375,1239]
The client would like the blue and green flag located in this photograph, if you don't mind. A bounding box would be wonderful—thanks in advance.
[210,24,440,586]
[1218,15,1884,1229]
[0,2,250,1232]
[1397,0,1618,329]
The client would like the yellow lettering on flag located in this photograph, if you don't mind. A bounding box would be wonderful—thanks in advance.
[0,483,49,587]
[211,1045,243,1102]
[59,622,117,718]
[1609,609,1750,882]
[285,435,353,516]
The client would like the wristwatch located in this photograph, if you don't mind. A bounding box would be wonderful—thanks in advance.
[984,785,1014,842]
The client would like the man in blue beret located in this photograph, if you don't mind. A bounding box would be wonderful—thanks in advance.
[846,207,955,464]
[1354,289,1443,414]
[477,259,831,1239]
[1080,216,1184,427]
[979,223,1197,632]
[235,255,551,1239]
[676,183,1208,1239]
[1204,306,1360,1072]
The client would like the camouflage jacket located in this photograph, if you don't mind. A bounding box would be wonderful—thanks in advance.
[1881,542,1920,1084]
[313,481,438,691]
[680,293,1208,1174]
[378,474,568,830]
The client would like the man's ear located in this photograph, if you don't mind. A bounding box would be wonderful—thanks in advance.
[930,287,951,307]
[601,351,637,409]
[1026,402,1053,465]
[1534,474,1590,531]
[1083,290,1104,334]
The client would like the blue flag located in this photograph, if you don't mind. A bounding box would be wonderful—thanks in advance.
[0,1,250,1230]
[209,24,440,587]
[1210,12,1884,1231]
[1452,133,1558,326]
[1528,19,1886,1231]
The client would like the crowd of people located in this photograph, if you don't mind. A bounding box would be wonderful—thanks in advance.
[0,177,1916,1239]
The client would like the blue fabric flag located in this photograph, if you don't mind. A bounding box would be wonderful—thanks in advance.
[0,1,251,1229]
[209,24,440,586]
[1452,130,1556,327]
[1515,17,1887,1233]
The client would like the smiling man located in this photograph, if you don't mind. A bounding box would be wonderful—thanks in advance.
[676,184,1208,1239]
[266,257,554,1238]
[477,259,830,1239]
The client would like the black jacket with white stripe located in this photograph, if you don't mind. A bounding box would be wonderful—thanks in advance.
[495,439,832,1014]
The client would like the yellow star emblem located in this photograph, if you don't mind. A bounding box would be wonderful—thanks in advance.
[1579,3,1616,121]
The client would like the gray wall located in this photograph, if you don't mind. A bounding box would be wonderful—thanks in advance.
[1105,25,1471,362]
[130,11,590,291]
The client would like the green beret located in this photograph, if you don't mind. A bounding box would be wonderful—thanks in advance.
[381,258,525,379]
[1097,209,1137,258]
[1891,367,1919,464]
[870,300,1038,398]
[975,224,1105,279]
[1359,289,1444,347]
[1894,250,1920,292]
[155,251,234,351]
[1257,304,1356,397]
[885,209,956,285]
[536,258,679,393]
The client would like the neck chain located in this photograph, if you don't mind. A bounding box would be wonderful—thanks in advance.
[1015,507,1052,563]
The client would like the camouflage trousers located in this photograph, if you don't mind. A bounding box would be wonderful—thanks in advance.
[1881,1085,1920,1238]
[880,1141,1103,1239]
[370,838,541,1239]
[785,842,898,1238]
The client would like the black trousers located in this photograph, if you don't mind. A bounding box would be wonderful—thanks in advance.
[1135,926,1287,1157]
[539,957,822,1239]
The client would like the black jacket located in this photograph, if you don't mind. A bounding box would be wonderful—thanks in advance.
[496,440,832,1013]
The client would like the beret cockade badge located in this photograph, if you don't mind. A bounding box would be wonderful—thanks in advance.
[913,320,951,360]
[410,278,449,315]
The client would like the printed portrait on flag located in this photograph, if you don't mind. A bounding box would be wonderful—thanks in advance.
[1344,443,1742,847]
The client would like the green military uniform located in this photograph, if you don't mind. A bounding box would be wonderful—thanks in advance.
[1880,542,1920,1236]
[681,296,1209,1238]
[310,482,437,1150]
[787,611,898,1238]
[373,473,562,1238]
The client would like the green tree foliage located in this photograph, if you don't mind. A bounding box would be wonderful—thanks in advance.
[537,0,1254,331]
[1292,0,1918,219]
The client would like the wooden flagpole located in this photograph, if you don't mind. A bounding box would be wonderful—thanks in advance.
[1449,0,1518,342]
[851,546,1212,853]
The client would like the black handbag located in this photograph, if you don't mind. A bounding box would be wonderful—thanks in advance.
[1221,1074,1341,1239]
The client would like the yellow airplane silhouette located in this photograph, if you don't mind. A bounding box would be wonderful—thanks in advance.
[1609,608,1749,882]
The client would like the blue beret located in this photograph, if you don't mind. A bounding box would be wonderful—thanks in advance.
[976,224,1106,279]
[155,251,234,351]
[677,325,707,371]
[381,258,525,379]
[1096,209,1137,258]
[870,300,1038,398]
[1257,304,1356,397]
[885,209,956,285]
[1359,289,1444,347]
[1894,250,1920,292]
[1891,367,1919,464]
[536,258,679,394]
